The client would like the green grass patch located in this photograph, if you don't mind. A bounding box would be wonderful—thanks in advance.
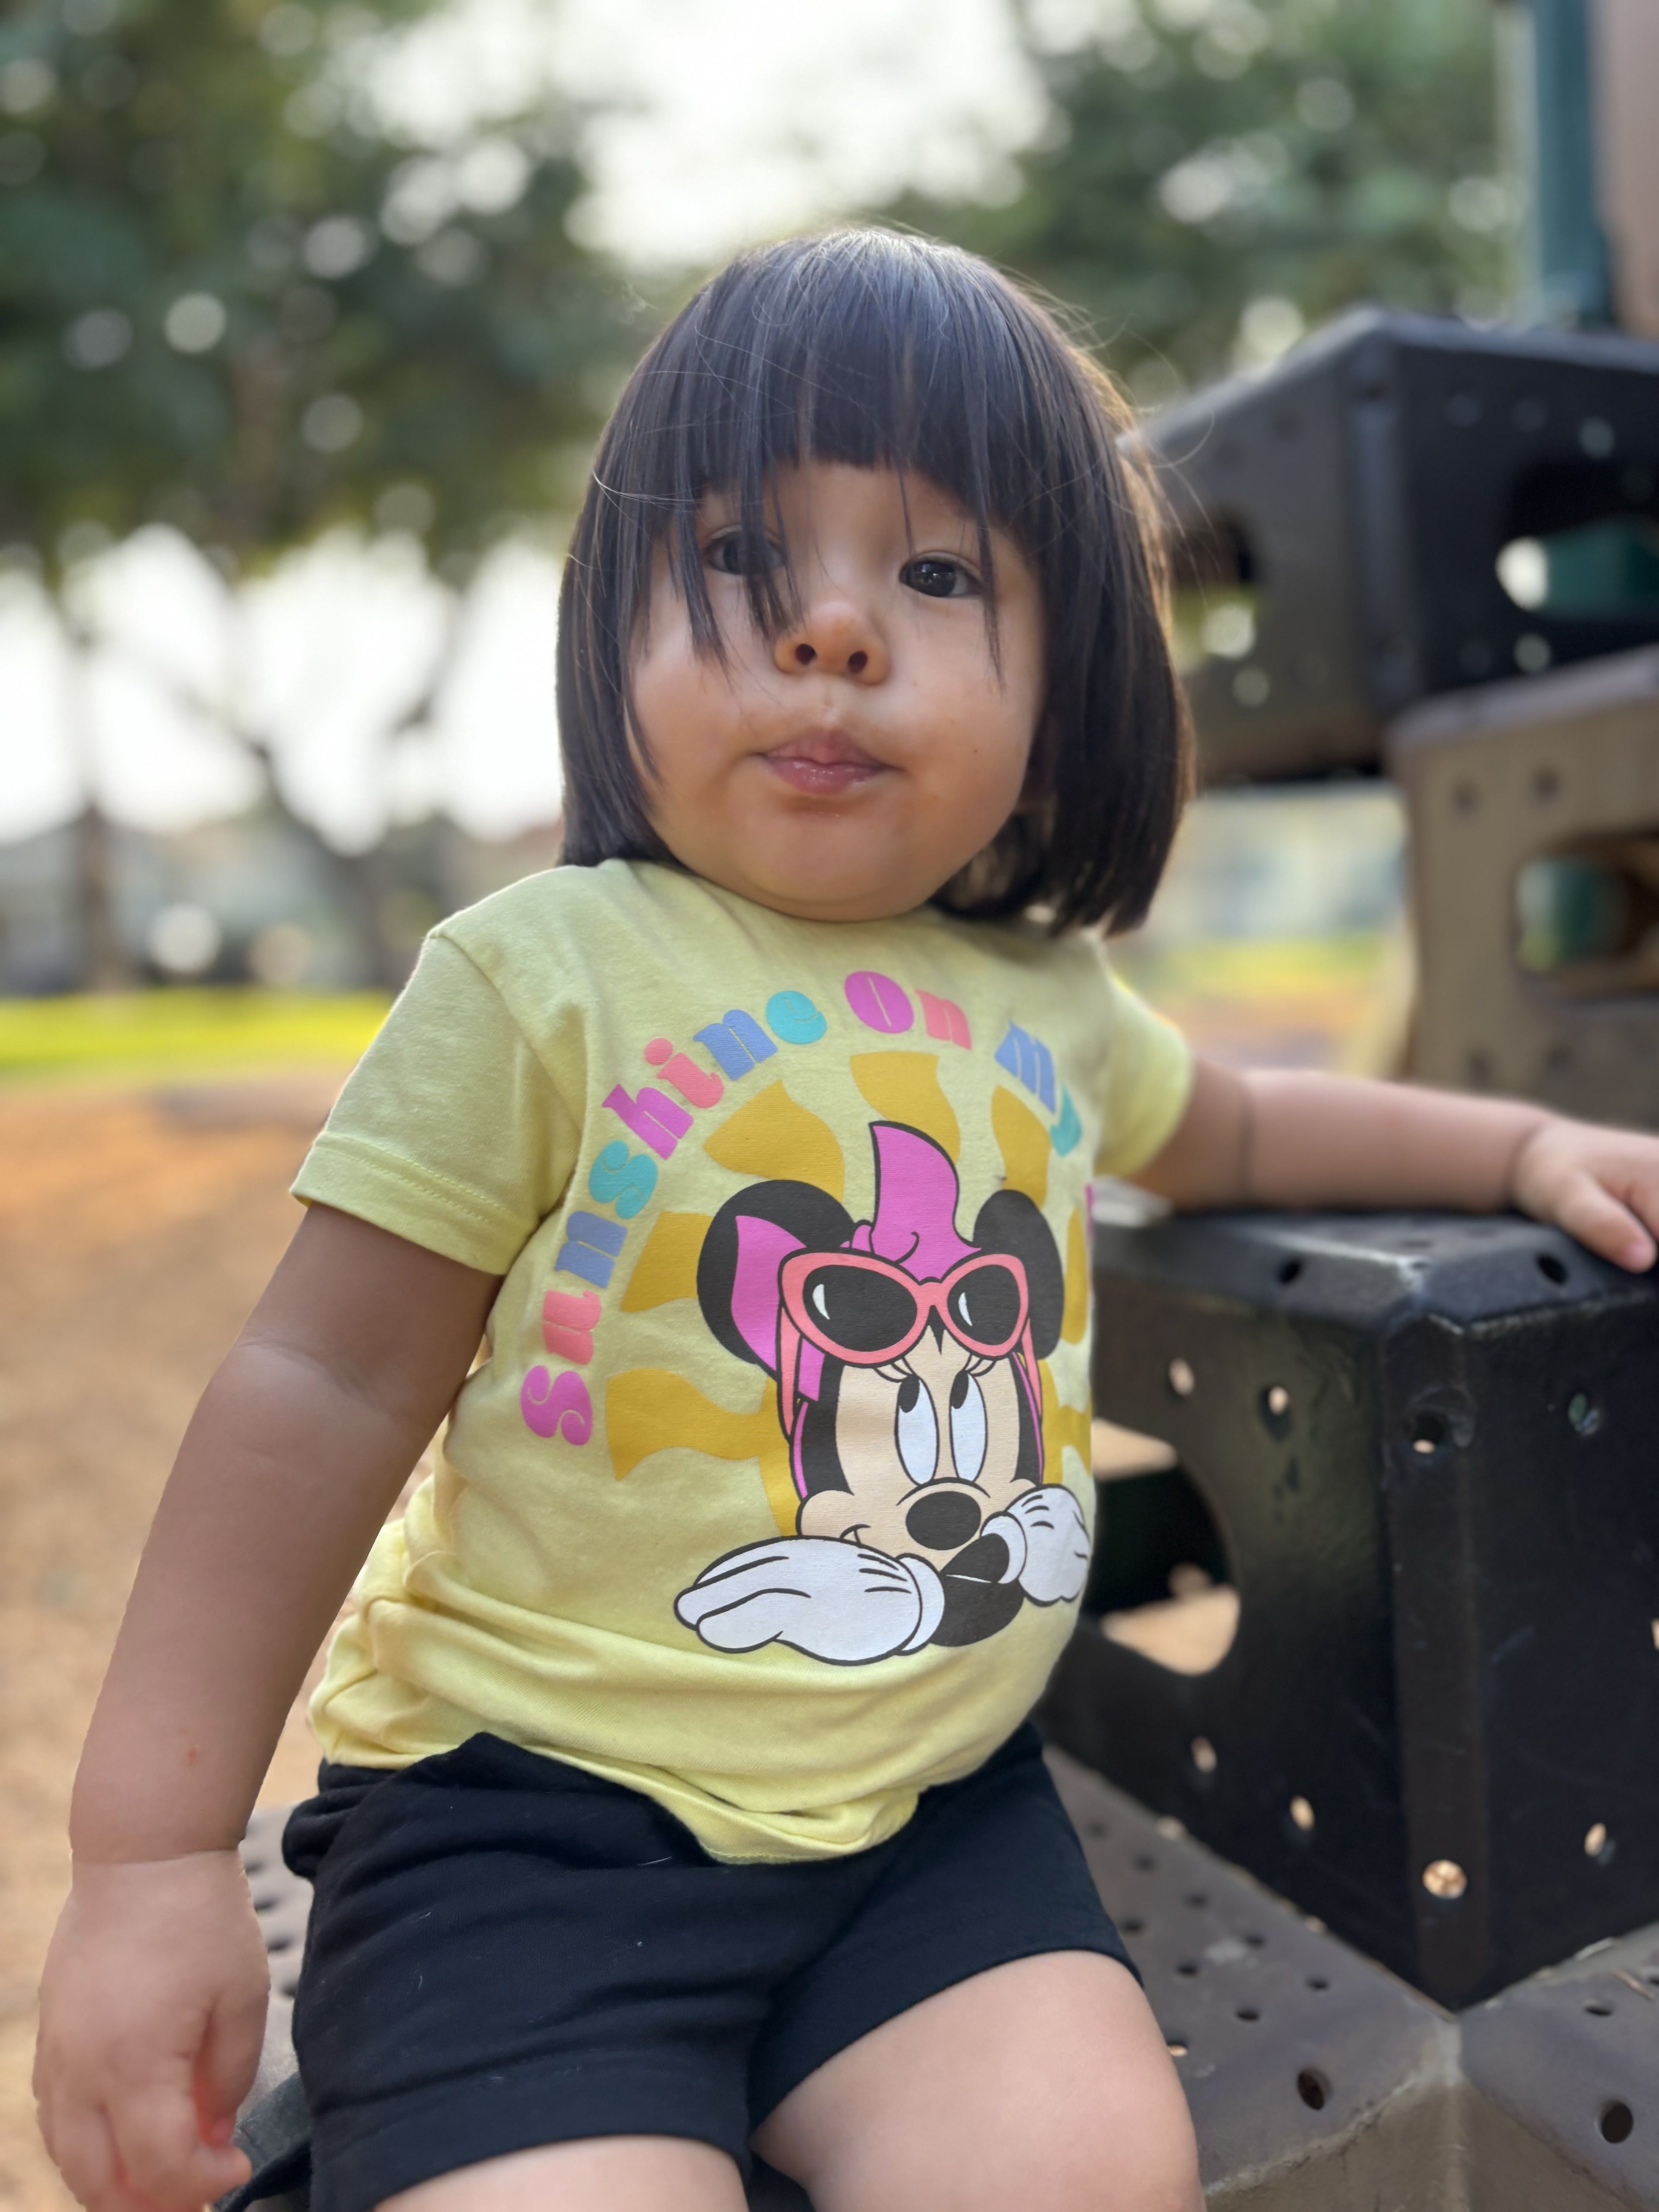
[0,988,391,1087]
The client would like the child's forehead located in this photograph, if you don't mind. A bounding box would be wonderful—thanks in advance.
[698,461,979,530]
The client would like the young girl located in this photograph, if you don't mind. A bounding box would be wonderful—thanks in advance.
[36,230,1659,2212]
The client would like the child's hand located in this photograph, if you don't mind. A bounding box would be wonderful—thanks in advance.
[1510,1117,1659,1273]
[35,1851,270,2212]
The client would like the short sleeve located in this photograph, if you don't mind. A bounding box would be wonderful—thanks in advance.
[292,932,582,1273]
[1092,962,1194,1180]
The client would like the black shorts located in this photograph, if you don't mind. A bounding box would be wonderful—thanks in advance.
[283,1724,1134,2212]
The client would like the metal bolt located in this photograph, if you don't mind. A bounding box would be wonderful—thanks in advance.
[1422,1858,1468,1900]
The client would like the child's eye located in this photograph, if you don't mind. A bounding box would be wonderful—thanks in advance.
[705,531,781,576]
[900,556,978,600]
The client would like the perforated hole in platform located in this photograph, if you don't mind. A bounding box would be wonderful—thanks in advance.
[1275,1257,1303,1285]
[1585,1821,1614,1862]
[1408,1409,1449,1457]
[1168,1358,1196,1398]
[1585,1999,1615,2017]
[1537,1252,1569,1285]
[1260,1384,1291,1437]
[1296,2069,1329,2111]
[1599,2101,1634,2145]
[1236,2006,1261,2024]
[1289,1796,1316,1835]
[1568,1391,1602,1437]
[1190,1736,1218,1776]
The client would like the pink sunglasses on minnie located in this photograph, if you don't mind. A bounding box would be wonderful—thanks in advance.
[776,1248,1036,1434]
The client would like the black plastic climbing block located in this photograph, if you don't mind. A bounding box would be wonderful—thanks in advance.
[1141,308,1659,780]
[1041,1210,1659,2009]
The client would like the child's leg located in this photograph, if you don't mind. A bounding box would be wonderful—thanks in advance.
[754,1951,1202,2212]
[379,2136,747,2212]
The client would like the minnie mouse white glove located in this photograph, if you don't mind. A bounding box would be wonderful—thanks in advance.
[983,1484,1091,1606]
[675,1538,946,1662]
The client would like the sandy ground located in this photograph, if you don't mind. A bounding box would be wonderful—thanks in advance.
[0,1077,347,2212]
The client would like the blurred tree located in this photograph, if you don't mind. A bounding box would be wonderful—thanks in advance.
[0,0,642,983]
[879,0,1516,404]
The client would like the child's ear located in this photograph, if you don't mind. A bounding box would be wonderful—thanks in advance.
[972,1189,1065,1360]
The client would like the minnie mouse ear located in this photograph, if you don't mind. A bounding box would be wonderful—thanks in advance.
[972,1189,1066,1360]
[697,1180,856,1370]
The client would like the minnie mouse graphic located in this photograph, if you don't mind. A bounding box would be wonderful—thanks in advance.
[675,1122,1092,1663]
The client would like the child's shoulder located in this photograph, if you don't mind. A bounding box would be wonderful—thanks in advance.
[431,859,718,971]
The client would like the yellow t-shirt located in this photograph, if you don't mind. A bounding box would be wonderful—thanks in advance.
[295,860,1191,1862]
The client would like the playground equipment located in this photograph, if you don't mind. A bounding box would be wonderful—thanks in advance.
[1390,644,1659,1125]
[1045,1210,1659,2012]
[1146,310,1659,785]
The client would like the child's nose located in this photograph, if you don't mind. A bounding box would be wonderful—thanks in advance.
[774,598,889,682]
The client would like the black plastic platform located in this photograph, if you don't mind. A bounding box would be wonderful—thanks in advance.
[1045,1208,1659,2008]
[230,1761,1659,2209]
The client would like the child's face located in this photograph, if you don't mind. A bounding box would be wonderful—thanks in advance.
[631,462,1045,922]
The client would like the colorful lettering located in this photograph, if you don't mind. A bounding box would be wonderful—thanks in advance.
[917,990,970,1049]
[994,1021,1055,1112]
[1049,1086,1082,1157]
[588,1139,658,1219]
[694,1009,778,1078]
[643,1039,724,1109]
[520,1365,594,1443]
[542,1286,601,1365]
[603,1082,693,1160]
[845,970,913,1035]
[763,990,826,1046]
[556,1209,628,1289]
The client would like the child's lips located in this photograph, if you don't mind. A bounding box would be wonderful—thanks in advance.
[762,731,887,795]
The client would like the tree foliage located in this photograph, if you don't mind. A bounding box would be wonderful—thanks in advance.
[878,0,1515,401]
[0,0,642,578]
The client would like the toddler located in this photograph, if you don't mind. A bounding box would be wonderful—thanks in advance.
[36,230,1659,2212]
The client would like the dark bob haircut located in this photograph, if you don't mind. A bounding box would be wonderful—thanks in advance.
[556,227,1190,934]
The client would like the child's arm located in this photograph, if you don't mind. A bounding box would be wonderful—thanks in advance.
[1134,1061,1659,1273]
[35,1204,501,2212]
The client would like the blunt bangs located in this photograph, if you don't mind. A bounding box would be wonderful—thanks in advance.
[556,228,1190,934]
